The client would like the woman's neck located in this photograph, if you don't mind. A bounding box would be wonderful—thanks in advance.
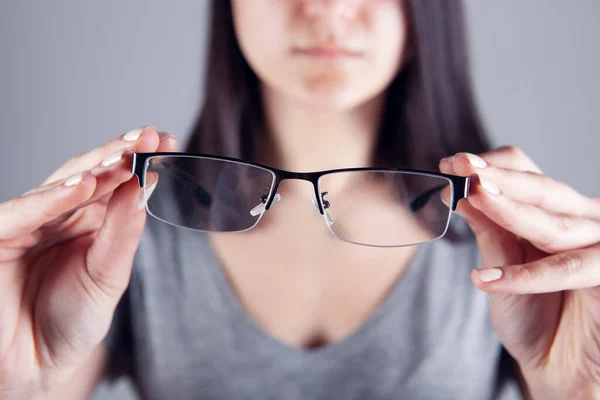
[257,85,386,172]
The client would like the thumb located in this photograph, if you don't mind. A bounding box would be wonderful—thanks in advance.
[85,176,146,301]
[36,176,147,369]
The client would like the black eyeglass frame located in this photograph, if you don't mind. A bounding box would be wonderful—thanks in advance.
[132,152,469,216]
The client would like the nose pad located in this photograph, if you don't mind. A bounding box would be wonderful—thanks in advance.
[311,194,334,226]
[250,193,281,217]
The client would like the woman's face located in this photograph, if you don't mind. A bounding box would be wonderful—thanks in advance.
[232,0,409,111]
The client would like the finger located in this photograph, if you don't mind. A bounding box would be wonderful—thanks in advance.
[26,147,135,199]
[86,134,176,209]
[76,132,175,208]
[0,242,30,262]
[442,187,527,269]
[156,133,179,152]
[27,126,158,194]
[440,165,556,365]
[444,146,542,174]
[83,177,146,300]
[465,174,600,253]
[440,153,600,251]
[36,132,175,232]
[42,126,160,186]
[37,147,136,233]
[87,133,177,207]
[441,152,600,220]
[0,130,170,240]
[471,243,600,294]
[51,128,169,204]
[33,177,146,368]
[0,172,97,240]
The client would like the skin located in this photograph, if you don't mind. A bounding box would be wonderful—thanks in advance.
[0,1,599,399]
[211,0,417,351]
[440,151,600,399]
[0,127,178,399]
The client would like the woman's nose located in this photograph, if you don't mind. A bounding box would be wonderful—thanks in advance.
[301,0,361,21]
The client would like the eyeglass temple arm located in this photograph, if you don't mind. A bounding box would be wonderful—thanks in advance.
[409,184,446,213]
[409,177,470,213]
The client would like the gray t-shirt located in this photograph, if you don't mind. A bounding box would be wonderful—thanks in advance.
[104,214,523,400]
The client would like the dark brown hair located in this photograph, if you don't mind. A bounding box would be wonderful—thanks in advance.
[186,0,490,169]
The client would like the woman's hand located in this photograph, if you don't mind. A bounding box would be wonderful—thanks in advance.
[439,146,600,400]
[0,127,177,398]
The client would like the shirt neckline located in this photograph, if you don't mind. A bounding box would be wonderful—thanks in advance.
[199,233,435,359]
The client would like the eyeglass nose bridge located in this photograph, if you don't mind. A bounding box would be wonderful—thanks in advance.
[262,171,327,213]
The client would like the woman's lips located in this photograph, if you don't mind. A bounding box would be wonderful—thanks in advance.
[293,47,362,58]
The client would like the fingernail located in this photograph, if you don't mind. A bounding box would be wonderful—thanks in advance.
[441,155,455,164]
[64,173,83,187]
[463,153,487,168]
[101,148,128,167]
[159,134,177,142]
[478,268,503,283]
[478,176,500,195]
[123,127,147,142]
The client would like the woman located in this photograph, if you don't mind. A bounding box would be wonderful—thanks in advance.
[1,0,599,399]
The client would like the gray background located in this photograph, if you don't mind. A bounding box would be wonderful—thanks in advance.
[0,1,598,399]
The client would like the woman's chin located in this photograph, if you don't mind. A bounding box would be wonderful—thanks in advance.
[294,89,370,113]
[265,78,381,113]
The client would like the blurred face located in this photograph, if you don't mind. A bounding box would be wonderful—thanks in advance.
[232,0,409,111]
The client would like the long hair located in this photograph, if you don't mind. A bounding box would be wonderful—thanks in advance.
[185,0,490,240]
[187,0,489,162]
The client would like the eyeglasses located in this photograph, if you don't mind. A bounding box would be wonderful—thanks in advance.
[131,152,469,248]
